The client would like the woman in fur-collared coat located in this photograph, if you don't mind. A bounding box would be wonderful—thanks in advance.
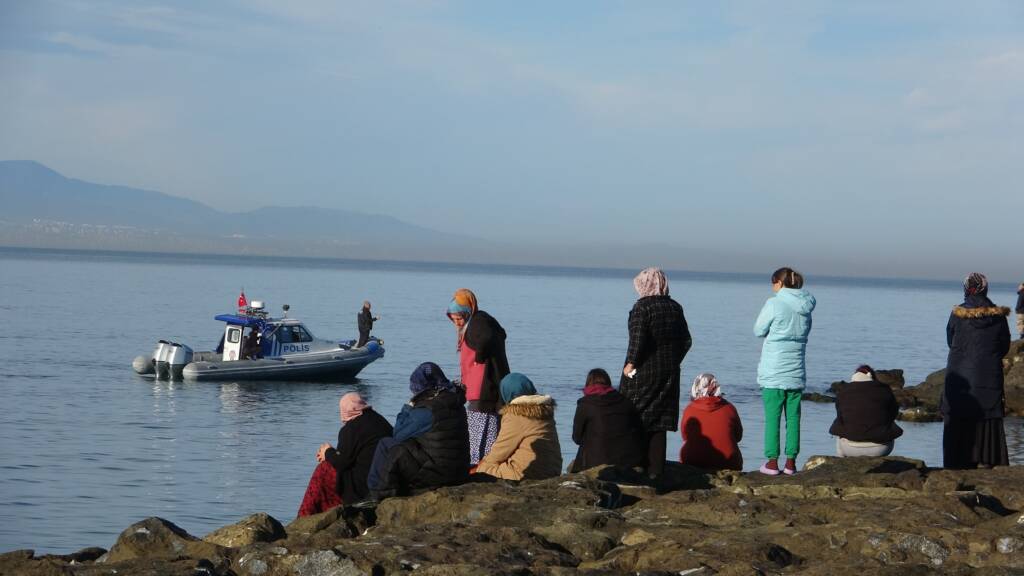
[941,273,1012,469]
[475,373,562,481]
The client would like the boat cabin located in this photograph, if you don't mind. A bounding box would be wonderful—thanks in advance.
[213,302,336,361]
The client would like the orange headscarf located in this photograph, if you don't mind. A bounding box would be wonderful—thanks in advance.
[447,288,478,348]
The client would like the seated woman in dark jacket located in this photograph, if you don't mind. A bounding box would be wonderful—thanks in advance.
[368,362,470,499]
[829,365,903,457]
[569,368,645,472]
[297,392,393,516]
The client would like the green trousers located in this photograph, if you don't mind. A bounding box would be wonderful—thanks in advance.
[762,388,802,459]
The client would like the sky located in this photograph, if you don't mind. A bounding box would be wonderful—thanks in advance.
[1,1,1022,279]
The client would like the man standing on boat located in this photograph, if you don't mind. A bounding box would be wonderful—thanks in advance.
[357,301,379,347]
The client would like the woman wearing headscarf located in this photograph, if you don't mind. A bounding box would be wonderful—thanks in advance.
[368,362,470,499]
[570,368,645,472]
[447,288,510,465]
[297,392,393,516]
[829,365,902,457]
[941,273,1011,469]
[678,373,743,471]
[475,373,562,481]
[621,267,693,481]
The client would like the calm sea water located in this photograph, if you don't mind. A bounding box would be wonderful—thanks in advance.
[2,247,1022,553]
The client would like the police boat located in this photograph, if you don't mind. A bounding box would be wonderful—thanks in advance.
[132,299,384,381]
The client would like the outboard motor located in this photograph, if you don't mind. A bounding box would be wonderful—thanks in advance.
[168,343,193,380]
[154,340,172,380]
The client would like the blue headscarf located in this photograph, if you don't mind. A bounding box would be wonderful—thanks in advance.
[409,362,453,395]
[500,372,537,404]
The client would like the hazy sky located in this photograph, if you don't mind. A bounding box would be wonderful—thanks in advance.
[1,2,1022,278]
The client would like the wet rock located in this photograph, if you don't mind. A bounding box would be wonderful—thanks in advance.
[204,512,286,548]
[898,406,943,422]
[802,391,835,403]
[105,517,228,564]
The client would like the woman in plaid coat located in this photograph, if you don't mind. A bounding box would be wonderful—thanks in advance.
[621,267,692,480]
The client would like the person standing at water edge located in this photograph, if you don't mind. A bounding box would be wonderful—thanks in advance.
[621,267,692,481]
[755,267,815,476]
[446,288,510,465]
[941,273,1011,469]
[1015,283,1024,340]
[357,301,378,347]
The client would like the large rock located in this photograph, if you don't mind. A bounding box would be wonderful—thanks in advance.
[204,512,286,548]
[898,339,1024,416]
[104,517,227,564]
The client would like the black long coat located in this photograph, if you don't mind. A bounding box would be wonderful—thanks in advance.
[620,295,692,431]
[829,379,903,444]
[463,310,510,412]
[324,408,393,503]
[570,390,646,471]
[941,295,1011,421]
[372,388,470,498]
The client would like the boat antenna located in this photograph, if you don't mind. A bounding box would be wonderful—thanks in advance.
[282,304,290,318]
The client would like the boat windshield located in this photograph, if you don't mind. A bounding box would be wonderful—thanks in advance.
[276,325,313,343]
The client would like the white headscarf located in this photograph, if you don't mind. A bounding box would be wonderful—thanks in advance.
[691,373,722,399]
[634,267,669,298]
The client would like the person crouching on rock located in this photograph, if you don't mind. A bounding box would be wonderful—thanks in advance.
[367,362,470,500]
[828,365,902,457]
[679,373,743,471]
[569,368,645,472]
[297,392,393,516]
[474,373,562,481]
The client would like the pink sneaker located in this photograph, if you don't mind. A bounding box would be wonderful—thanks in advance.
[782,458,797,475]
[759,460,780,476]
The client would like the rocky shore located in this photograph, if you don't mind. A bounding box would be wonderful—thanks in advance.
[803,340,1024,423]
[6,456,1024,575]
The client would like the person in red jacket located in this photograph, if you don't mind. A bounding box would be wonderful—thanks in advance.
[679,373,743,471]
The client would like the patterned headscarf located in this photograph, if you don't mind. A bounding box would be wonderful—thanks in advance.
[409,362,454,395]
[634,267,669,298]
[447,288,478,318]
[691,373,722,399]
[339,392,369,423]
[963,273,988,297]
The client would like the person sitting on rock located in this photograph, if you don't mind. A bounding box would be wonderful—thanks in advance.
[679,373,743,471]
[368,362,470,499]
[475,373,562,481]
[568,368,645,472]
[297,392,393,516]
[829,365,902,457]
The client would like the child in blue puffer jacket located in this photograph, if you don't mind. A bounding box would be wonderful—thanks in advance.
[754,267,816,476]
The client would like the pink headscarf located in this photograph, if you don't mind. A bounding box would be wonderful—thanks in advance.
[691,373,722,399]
[339,392,369,423]
[634,267,669,298]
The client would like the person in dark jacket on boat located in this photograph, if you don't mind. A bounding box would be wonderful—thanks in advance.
[356,301,378,348]
[368,362,470,499]
[297,392,393,516]
[447,288,510,465]
[829,365,902,457]
[569,368,645,472]
[620,268,692,481]
[941,273,1012,469]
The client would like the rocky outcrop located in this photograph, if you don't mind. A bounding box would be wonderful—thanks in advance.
[7,460,1024,574]
[894,339,1024,421]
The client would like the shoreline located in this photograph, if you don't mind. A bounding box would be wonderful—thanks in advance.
[5,457,1024,574]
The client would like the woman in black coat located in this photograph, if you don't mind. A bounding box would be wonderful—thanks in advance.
[621,268,692,480]
[570,369,645,472]
[368,362,470,499]
[941,273,1011,469]
[829,365,902,457]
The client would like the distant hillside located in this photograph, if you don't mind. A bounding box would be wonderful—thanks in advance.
[0,161,470,256]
